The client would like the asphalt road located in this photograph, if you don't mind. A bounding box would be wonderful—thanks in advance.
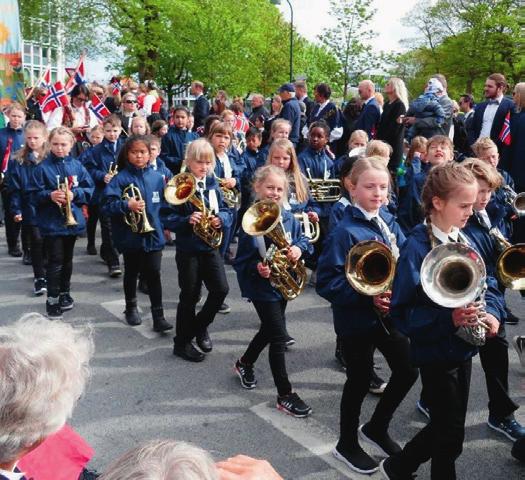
[0,231,523,479]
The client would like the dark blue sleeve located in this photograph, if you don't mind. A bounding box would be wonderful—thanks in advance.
[7,163,22,216]
[356,105,380,137]
[72,164,94,205]
[30,165,54,205]
[290,214,312,255]
[160,203,193,233]
[101,175,130,217]
[83,150,106,184]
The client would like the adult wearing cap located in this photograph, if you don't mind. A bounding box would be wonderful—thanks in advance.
[278,83,301,146]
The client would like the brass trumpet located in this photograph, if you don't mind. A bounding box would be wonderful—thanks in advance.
[489,227,525,290]
[294,212,320,243]
[121,183,155,234]
[243,200,306,301]
[501,184,525,217]
[164,173,223,249]
[306,171,341,202]
[56,175,78,227]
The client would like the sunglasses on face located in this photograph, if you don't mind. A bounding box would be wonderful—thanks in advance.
[124,100,137,104]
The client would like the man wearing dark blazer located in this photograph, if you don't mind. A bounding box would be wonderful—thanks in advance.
[190,81,210,132]
[353,80,381,139]
[468,73,514,156]
[295,80,314,120]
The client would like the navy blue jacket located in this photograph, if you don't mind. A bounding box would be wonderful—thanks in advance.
[239,148,263,199]
[279,97,301,145]
[234,208,312,302]
[316,206,406,335]
[486,169,515,239]
[192,95,210,130]
[160,127,198,174]
[308,101,340,131]
[298,146,336,218]
[0,124,24,176]
[161,175,232,253]
[507,110,525,187]
[82,138,122,205]
[30,154,94,236]
[7,153,41,225]
[285,174,319,216]
[151,157,173,184]
[391,223,505,366]
[102,164,166,252]
[397,162,431,234]
[353,98,381,138]
[467,97,514,151]
[328,195,352,232]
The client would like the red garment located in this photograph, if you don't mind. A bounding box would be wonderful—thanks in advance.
[234,114,249,134]
[152,96,162,114]
[137,93,146,109]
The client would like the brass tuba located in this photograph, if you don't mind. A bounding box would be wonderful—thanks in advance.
[294,212,320,243]
[306,170,341,203]
[56,175,78,227]
[420,242,489,345]
[164,173,223,249]
[345,240,396,296]
[242,200,306,300]
[501,184,525,217]
[121,183,155,234]
[488,227,525,290]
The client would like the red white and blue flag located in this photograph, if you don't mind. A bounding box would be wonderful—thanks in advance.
[111,80,122,96]
[65,55,86,94]
[39,66,52,88]
[498,111,511,146]
[89,94,111,121]
[39,81,68,113]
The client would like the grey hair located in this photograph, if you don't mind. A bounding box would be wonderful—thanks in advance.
[0,313,93,463]
[99,439,219,480]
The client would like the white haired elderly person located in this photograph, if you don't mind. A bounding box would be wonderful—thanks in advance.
[0,313,93,478]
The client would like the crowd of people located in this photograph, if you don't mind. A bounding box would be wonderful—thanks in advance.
[0,71,524,479]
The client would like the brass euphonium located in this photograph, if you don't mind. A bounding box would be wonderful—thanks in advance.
[121,183,155,234]
[420,242,489,346]
[56,175,78,227]
[345,240,396,296]
[501,184,525,217]
[488,227,525,290]
[164,172,223,249]
[293,212,320,243]
[306,170,341,203]
[242,200,307,301]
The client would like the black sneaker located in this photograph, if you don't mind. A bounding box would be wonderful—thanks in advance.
[513,335,525,368]
[416,399,430,420]
[506,307,520,325]
[22,252,32,265]
[33,278,47,296]
[59,292,74,311]
[488,415,525,441]
[173,341,205,362]
[86,245,97,255]
[276,392,312,418]
[369,369,388,394]
[332,445,379,474]
[8,248,23,257]
[218,303,231,314]
[359,423,402,457]
[46,301,63,319]
[380,457,417,479]
[109,265,122,277]
[284,335,296,347]
[235,360,257,389]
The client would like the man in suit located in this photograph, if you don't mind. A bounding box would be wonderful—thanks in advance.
[190,81,210,131]
[248,94,269,125]
[468,73,514,156]
[295,80,314,120]
[278,83,301,146]
[308,82,340,132]
[454,93,475,156]
[353,80,381,139]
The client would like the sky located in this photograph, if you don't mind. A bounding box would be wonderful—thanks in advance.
[86,0,419,82]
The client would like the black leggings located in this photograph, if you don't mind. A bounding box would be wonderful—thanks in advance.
[22,224,45,278]
[242,299,292,396]
[1,189,21,250]
[123,250,163,308]
[45,235,77,298]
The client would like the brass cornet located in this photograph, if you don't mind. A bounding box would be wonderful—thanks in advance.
[242,200,306,300]
[121,183,155,234]
[501,184,525,217]
[164,173,223,249]
[107,162,118,178]
[56,175,78,227]
[488,227,525,290]
[294,212,320,243]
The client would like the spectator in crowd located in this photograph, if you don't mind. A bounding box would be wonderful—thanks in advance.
[353,80,381,139]
[308,82,340,132]
[211,90,229,117]
[295,80,314,119]
[248,94,269,125]
[190,81,210,131]
[117,92,139,137]
[278,83,301,146]
[454,94,475,157]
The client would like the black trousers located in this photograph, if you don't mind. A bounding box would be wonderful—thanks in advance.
[242,299,292,396]
[87,204,119,266]
[175,249,229,344]
[123,250,163,309]
[219,207,237,258]
[45,235,77,298]
[391,359,472,480]
[337,323,419,451]
[22,224,45,278]
[1,189,21,251]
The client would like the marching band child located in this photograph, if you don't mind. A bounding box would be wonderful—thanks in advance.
[383,162,502,479]
[461,158,525,441]
[316,157,418,474]
[130,116,151,136]
[233,165,313,417]
[83,115,123,275]
[162,138,231,362]
[147,135,172,183]
[334,129,368,175]
[160,106,198,174]
[102,135,172,333]
[8,121,48,295]
[87,125,104,147]
[30,127,94,319]
[258,119,292,166]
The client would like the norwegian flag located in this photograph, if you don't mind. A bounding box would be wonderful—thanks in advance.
[39,66,52,88]
[39,81,69,113]
[234,114,250,134]
[65,55,86,94]
[498,111,511,146]
[111,80,122,96]
[89,94,111,121]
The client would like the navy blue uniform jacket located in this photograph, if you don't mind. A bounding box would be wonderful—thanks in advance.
[316,206,405,335]
[391,223,505,366]
[30,154,94,236]
[7,153,40,225]
[102,164,166,252]
[160,127,198,174]
[486,169,515,239]
[234,208,312,302]
[161,175,232,253]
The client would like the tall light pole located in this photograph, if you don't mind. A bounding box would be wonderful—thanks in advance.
[271,0,294,82]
